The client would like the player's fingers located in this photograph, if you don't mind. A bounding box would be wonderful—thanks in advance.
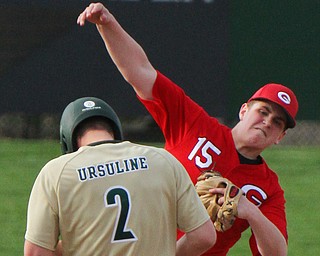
[217,196,224,205]
[77,2,98,24]
[90,2,104,14]
[91,3,110,24]
[77,12,85,26]
[77,7,91,26]
[209,187,225,195]
[87,2,97,14]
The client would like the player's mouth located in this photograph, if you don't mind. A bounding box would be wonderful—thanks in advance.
[254,127,267,137]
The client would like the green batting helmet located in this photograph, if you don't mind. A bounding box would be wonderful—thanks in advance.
[60,97,123,154]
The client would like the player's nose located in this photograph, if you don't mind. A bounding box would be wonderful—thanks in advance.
[262,117,272,128]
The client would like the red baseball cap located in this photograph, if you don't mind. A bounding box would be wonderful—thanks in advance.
[248,83,298,128]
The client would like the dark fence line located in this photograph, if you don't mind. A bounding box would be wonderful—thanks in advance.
[0,113,319,146]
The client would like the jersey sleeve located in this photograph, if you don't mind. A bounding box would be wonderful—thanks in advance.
[25,160,61,251]
[138,71,204,148]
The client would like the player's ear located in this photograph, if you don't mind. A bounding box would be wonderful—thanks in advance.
[274,130,286,145]
[238,103,248,121]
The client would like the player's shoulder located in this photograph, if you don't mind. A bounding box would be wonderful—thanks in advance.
[41,150,81,174]
[127,141,182,163]
[127,141,169,154]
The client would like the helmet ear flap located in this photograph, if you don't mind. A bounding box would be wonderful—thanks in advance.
[60,134,69,154]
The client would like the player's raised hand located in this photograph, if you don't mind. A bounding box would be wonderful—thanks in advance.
[77,2,112,26]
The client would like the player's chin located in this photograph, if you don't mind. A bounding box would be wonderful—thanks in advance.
[247,135,263,145]
[246,137,270,151]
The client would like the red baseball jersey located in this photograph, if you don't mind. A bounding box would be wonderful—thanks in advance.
[139,71,288,255]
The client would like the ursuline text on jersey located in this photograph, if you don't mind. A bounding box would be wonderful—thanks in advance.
[76,156,149,182]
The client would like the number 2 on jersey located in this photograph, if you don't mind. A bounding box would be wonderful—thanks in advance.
[104,186,137,243]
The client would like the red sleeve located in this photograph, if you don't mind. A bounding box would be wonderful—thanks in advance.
[138,71,204,148]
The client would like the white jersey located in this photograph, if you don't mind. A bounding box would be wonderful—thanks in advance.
[25,141,209,255]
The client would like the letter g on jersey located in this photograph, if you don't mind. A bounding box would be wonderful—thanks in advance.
[241,185,267,207]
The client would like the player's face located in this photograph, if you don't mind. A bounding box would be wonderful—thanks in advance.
[238,100,287,149]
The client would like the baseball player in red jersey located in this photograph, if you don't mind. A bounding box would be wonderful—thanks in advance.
[78,3,298,255]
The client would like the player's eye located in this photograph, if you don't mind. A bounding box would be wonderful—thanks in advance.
[259,109,268,116]
[273,119,285,128]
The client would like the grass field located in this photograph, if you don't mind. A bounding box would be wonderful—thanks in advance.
[0,139,319,255]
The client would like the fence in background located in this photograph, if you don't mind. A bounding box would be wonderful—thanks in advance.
[0,113,319,146]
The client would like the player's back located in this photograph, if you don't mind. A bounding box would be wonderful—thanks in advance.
[48,141,188,255]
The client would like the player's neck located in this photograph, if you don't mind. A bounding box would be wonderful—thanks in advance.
[231,128,262,160]
[78,129,114,147]
[236,147,261,160]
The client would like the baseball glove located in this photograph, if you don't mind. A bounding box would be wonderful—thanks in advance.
[195,171,243,232]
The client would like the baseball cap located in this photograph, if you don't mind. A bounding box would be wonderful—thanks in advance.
[248,83,298,128]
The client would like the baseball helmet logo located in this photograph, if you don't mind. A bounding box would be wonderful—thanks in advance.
[84,100,96,108]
